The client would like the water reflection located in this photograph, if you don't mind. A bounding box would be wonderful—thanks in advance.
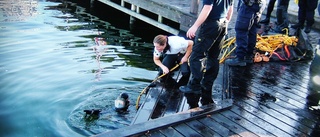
[93,36,107,81]
[0,0,38,22]
[0,0,160,137]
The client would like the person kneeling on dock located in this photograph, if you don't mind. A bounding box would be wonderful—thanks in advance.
[152,34,193,88]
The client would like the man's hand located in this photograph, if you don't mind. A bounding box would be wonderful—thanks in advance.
[186,25,198,39]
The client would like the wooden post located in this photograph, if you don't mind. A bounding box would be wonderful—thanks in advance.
[190,0,199,15]
[129,4,136,30]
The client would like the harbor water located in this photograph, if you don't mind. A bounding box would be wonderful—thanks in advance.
[1,0,320,137]
[0,0,169,136]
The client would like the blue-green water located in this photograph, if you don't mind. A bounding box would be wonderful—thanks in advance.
[1,0,320,137]
[0,0,163,136]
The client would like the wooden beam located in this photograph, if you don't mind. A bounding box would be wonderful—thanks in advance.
[99,0,180,35]
[93,99,233,137]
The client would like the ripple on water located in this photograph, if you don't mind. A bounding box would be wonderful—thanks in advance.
[67,88,143,136]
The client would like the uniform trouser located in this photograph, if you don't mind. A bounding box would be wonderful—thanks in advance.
[318,3,320,16]
[298,0,318,27]
[276,0,289,28]
[235,3,260,59]
[158,54,190,85]
[186,19,227,108]
[265,0,277,18]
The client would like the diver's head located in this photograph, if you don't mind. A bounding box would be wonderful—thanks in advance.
[120,93,129,100]
[114,93,129,112]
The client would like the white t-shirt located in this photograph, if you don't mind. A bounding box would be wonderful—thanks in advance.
[153,36,189,57]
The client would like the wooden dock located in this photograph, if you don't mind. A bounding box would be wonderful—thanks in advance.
[96,0,320,35]
[97,0,198,35]
[90,0,320,136]
[92,31,319,137]
[94,60,319,136]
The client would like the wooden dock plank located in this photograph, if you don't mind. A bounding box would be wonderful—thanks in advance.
[172,123,203,137]
[143,130,166,137]
[210,113,260,137]
[185,120,219,137]
[232,100,305,137]
[219,109,276,136]
[158,127,184,137]
[95,101,232,137]
[198,117,237,137]
[241,97,315,131]
[131,86,163,125]
[248,80,318,122]
[162,90,184,116]
[233,85,318,131]
[251,63,310,100]
[150,88,174,119]
[229,66,316,121]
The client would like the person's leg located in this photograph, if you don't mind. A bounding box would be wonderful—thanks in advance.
[318,2,320,16]
[275,0,289,32]
[266,0,276,17]
[304,0,318,33]
[184,93,200,109]
[180,20,219,93]
[158,54,178,83]
[201,29,226,105]
[228,4,251,66]
[292,0,306,29]
[260,0,277,24]
[176,57,190,87]
[247,16,258,62]
[184,40,205,92]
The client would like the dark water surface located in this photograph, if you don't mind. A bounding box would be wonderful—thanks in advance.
[1,0,320,137]
[0,0,169,136]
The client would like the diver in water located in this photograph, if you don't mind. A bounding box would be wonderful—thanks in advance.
[83,109,101,121]
[82,93,130,122]
[114,93,130,112]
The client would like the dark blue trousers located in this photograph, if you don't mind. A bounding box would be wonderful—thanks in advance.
[158,54,190,85]
[186,19,227,107]
[235,3,261,59]
[298,0,319,27]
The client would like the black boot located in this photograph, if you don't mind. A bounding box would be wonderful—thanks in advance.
[304,26,311,33]
[291,23,304,29]
[200,87,214,106]
[226,57,246,66]
[184,93,201,109]
[260,18,270,24]
[244,55,254,64]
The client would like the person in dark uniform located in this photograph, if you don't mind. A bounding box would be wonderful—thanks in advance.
[291,0,319,33]
[318,2,320,16]
[227,0,266,66]
[179,0,234,108]
[260,0,277,24]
